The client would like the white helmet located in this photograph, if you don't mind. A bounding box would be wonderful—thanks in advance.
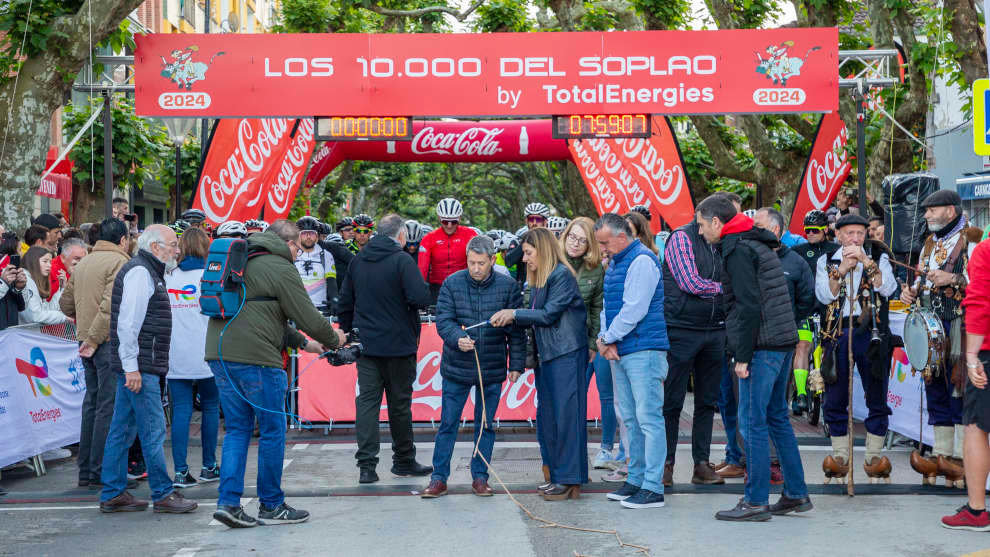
[436,198,463,220]
[547,216,567,233]
[743,209,757,218]
[468,226,482,236]
[524,202,550,218]
[405,220,428,243]
[245,219,268,232]
[497,232,519,251]
[325,233,344,244]
[216,220,247,238]
[514,226,528,238]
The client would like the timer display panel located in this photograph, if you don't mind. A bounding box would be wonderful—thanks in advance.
[552,114,651,139]
[316,116,414,141]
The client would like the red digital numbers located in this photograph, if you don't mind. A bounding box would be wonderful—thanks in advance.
[560,114,649,138]
[326,117,411,139]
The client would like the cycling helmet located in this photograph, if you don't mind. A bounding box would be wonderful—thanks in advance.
[405,220,428,243]
[468,226,482,236]
[245,219,269,232]
[524,202,550,218]
[497,232,519,252]
[317,221,332,235]
[216,220,247,238]
[353,214,375,229]
[547,216,567,233]
[180,208,206,224]
[803,209,828,227]
[630,204,652,222]
[743,209,757,219]
[514,226,528,238]
[169,220,189,236]
[436,198,464,220]
[296,216,321,232]
[336,216,355,231]
[485,229,502,242]
[325,233,343,244]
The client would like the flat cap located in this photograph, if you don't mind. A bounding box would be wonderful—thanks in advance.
[835,213,869,229]
[920,189,962,209]
[32,213,60,230]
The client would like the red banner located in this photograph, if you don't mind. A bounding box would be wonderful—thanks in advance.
[263,118,316,220]
[788,111,851,235]
[303,141,346,187]
[135,29,838,118]
[297,324,601,422]
[569,116,694,231]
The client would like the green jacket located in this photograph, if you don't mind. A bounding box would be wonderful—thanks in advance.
[567,256,604,350]
[205,230,340,369]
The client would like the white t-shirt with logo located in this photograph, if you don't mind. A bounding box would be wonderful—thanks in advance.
[294,245,336,308]
[165,266,212,380]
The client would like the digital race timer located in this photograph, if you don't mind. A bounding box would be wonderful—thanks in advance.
[316,116,414,141]
[551,114,651,139]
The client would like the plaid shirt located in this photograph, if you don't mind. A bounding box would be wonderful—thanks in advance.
[664,229,721,298]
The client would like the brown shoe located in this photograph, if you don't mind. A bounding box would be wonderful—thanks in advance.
[717,463,746,479]
[538,464,552,491]
[472,478,494,497]
[542,484,580,501]
[691,461,726,485]
[937,455,965,488]
[99,491,148,513]
[909,450,938,485]
[662,462,673,487]
[421,479,447,498]
[153,491,198,514]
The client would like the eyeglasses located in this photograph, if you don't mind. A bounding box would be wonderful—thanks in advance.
[527,216,546,223]
[804,227,826,235]
[565,233,588,246]
[355,227,372,234]
[441,220,459,226]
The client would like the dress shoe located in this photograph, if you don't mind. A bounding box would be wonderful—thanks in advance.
[717,462,745,479]
[359,467,379,484]
[691,461,725,485]
[391,461,433,477]
[421,479,447,498]
[472,478,494,497]
[662,462,673,487]
[153,491,198,513]
[769,495,813,515]
[99,491,149,513]
[542,484,580,501]
[715,498,771,522]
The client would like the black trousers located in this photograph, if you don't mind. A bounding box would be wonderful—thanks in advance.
[355,354,417,468]
[77,343,117,482]
[663,326,725,465]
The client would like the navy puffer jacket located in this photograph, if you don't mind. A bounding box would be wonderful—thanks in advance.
[436,269,526,385]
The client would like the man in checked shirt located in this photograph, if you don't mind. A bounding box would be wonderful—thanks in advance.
[658,192,740,487]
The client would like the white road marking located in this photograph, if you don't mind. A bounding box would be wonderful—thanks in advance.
[292,443,309,451]
[321,443,336,451]
[209,498,252,526]
[173,548,200,557]
[287,441,910,452]
[0,503,216,512]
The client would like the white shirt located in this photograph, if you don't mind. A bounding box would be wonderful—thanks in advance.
[165,265,212,380]
[116,266,155,373]
[920,227,977,288]
[815,246,897,317]
[18,274,68,325]
[294,245,336,308]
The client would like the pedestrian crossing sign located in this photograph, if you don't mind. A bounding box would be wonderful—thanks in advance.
[974,79,990,155]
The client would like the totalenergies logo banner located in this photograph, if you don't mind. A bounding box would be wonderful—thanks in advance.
[788,111,851,235]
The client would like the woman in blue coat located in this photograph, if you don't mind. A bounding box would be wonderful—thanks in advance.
[491,227,589,500]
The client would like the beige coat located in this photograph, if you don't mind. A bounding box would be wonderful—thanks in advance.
[59,240,130,347]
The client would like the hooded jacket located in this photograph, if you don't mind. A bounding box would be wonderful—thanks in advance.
[777,244,816,324]
[338,234,432,357]
[719,214,798,363]
[60,240,131,347]
[204,230,341,369]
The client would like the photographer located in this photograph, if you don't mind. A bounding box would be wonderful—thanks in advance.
[204,219,346,529]
[0,232,26,330]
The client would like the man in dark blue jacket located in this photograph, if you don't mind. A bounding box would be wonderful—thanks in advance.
[422,235,525,498]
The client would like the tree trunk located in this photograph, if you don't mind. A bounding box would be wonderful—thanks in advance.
[946,0,988,85]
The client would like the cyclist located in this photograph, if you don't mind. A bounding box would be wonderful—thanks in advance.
[295,216,338,313]
[505,202,550,287]
[418,198,477,303]
[351,214,375,253]
[245,219,268,235]
[546,216,568,238]
[215,221,247,240]
[404,220,428,260]
[169,220,190,237]
[181,209,207,229]
[336,217,356,242]
[318,223,354,294]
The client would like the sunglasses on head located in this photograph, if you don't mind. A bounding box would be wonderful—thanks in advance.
[441,219,459,226]
[355,227,372,234]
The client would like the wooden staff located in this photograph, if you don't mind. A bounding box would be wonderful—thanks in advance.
[847,273,855,497]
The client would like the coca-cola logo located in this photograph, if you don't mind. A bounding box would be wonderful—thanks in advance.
[806,125,850,210]
[615,136,685,206]
[412,126,503,156]
[571,140,618,213]
[267,118,315,215]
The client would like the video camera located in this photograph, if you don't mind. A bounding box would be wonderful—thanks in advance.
[322,329,362,366]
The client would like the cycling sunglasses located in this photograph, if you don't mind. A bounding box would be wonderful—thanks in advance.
[441,219,459,226]
[804,226,826,234]
[527,215,546,223]
[355,227,372,234]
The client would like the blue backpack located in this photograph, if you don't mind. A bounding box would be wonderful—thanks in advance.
[200,238,271,319]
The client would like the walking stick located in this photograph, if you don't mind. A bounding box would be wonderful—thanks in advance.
[846,273,855,497]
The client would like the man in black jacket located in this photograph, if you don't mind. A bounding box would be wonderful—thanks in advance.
[754,208,816,325]
[338,214,434,484]
[421,235,525,499]
[695,196,811,522]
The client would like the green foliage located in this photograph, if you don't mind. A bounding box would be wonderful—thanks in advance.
[159,136,202,206]
[629,0,689,29]
[578,3,621,31]
[474,0,532,32]
[272,0,335,33]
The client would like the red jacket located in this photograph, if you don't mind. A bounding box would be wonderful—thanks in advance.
[964,239,990,352]
[418,226,477,285]
[48,254,69,301]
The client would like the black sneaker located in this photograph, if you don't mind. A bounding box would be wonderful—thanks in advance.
[715,498,771,522]
[173,470,198,488]
[258,502,310,525]
[199,465,220,483]
[213,505,259,528]
[391,461,432,477]
[620,488,665,509]
[606,482,641,501]
[359,467,379,484]
[127,461,148,481]
[769,495,813,515]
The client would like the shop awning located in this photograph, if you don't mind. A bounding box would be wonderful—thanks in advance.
[956,175,990,201]
[37,146,73,201]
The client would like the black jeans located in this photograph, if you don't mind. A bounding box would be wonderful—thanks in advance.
[663,326,725,465]
[355,354,417,469]
[77,343,117,482]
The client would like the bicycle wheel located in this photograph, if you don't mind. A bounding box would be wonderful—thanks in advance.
[808,392,822,426]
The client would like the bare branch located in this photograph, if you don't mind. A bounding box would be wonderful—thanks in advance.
[363,0,486,22]
[780,114,817,143]
[688,115,759,183]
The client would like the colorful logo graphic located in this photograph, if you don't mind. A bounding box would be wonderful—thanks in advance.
[168,284,197,301]
[754,42,821,86]
[890,347,909,383]
[68,357,85,393]
[15,347,53,398]
[159,46,225,90]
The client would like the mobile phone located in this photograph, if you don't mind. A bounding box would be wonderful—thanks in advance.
[8,254,20,268]
[124,213,137,222]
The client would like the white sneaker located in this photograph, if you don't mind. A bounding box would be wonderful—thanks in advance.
[592,449,615,469]
[41,448,72,461]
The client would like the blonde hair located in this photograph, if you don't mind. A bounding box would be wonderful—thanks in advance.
[522,227,573,288]
[560,216,602,270]
[624,212,658,255]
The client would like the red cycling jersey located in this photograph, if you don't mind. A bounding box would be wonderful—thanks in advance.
[418,226,478,285]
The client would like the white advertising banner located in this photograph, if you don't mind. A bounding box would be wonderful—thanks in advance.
[0,328,86,468]
[851,346,934,447]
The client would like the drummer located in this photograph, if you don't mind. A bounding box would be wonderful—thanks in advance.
[900,189,982,487]
[815,214,898,482]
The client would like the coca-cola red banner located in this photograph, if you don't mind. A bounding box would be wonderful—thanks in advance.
[788,111,851,235]
[569,116,694,231]
[135,29,838,118]
[264,118,316,221]
[297,324,601,422]
[304,141,347,187]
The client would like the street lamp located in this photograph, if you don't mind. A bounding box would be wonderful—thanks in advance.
[163,118,196,219]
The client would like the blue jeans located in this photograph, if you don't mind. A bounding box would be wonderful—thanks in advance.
[738,350,808,506]
[610,350,668,493]
[209,361,288,509]
[168,377,220,474]
[100,373,172,503]
[431,377,502,482]
[586,354,617,450]
[718,357,743,466]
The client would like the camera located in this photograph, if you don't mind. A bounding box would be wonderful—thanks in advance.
[322,329,362,366]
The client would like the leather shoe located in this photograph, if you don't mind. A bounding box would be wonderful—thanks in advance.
[391,461,433,477]
[99,491,148,513]
[542,484,580,500]
[769,495,813,515]
[421,479,447,498]
[717,463,746,479]
[153,491,198,514]
[715,498,771,522]
[472,478,494,497]
[662,462,673,487]
[691,461,725,485]
[359,467,379,484]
